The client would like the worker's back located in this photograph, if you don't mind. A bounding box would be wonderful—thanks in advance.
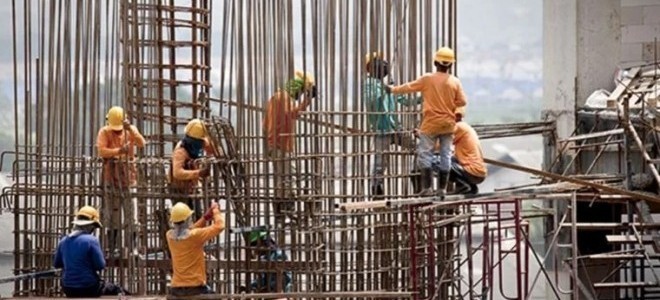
[53,233,105,289]
[454,122,487,178]
[166,214,224,288]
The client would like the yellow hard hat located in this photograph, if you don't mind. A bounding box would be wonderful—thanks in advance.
[365,52,384,69]
[184,119,207,140]
[72,206,102,228]
[170,202,194,223]
[294,70,315,90]
[106,106,124,131]
[434,47,455,66]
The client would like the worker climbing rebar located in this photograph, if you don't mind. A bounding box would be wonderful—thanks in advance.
[363,52,420,199]
[385,47,467,197]
[170,119,216,220]
[263,70,317,225]
[96,106,146,257]
[166,201,225,297]
[53,206,129,297]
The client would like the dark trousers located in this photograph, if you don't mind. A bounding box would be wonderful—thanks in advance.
[449,157,484,194]
[170,285,212,297]
[62,281,127,298]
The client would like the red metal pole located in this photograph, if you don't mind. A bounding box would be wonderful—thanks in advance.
[410,205,418,300]
[515,199,523,299]
[427,209,435,298]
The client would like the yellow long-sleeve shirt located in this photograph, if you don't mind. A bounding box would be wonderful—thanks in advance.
[454,122,487,178]
[391,72,467,135]
[166,209,225,288]
[96,125,145,187]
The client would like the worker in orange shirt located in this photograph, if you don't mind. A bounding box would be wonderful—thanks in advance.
[386,47,467,196]
[167,201,225,297]
[439,107,487,194]
[96,106,146,255]
[170,119,216,220]
[263,70,316,224]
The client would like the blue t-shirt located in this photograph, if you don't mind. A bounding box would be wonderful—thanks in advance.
[53,232,105,288]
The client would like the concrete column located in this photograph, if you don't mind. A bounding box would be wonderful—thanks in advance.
[543,0,577,140]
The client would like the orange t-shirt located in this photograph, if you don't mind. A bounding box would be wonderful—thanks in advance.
[96,125,145,187]
[391,73,467,135]
[166,209,225,288]
[263,91,310,152]
[170,139,215,193]
[454,122,487,178]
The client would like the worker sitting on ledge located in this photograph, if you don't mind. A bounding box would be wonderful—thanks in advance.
[362,52,420,199]
[167,201,225,297]
[170,119,216,220]
[240,230,292,294]
[53,206,129,298]
[432,107,487,195]
[385,47,467,197]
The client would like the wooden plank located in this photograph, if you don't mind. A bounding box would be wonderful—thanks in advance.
[605,235,654,244]
[560,128,624,143]
[166,291,415,300]
[608,67,641,101]
[593,281,657,289]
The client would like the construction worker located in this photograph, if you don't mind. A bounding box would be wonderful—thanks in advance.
[447,107,486,194]
[244,230,292,293]
[170,119,215,220]
[96,106,145,255]
[53,206,128,298]
[166,201,225,297]
[363,52,420,198]
[263,70,317,224]
[385,47,467,196]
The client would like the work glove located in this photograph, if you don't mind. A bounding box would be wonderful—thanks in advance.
[203,200,219,221]
[118,145,129,154]
[198,167,211,178]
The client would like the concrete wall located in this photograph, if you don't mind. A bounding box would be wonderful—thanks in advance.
[543,0,622,139]
[621,0,660,64]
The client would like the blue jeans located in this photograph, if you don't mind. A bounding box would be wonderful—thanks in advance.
[371,132,415,188]
[417,133,453,173]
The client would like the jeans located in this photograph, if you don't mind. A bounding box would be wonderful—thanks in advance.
[266,148,298,219]
[417,133,453,172]
[371,132,415,188]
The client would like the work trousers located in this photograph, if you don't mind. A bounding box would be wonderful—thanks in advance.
[62,281,127,298]
[417,133,453,172]
[102,184,136,252]
[449,157,485,192]
[371,132,415,188]
[266,147,297,218]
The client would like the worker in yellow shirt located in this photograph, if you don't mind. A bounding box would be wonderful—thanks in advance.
[446,107,487,194]
[96,106,145,255]
[170,119,216,219]
[386,47,467,196]
[263,70,316,223]
[167,201,225,297]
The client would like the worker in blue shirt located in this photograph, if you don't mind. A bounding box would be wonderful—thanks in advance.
[363,52,421,198]
[53,206,127,298]
[246,230,292,293]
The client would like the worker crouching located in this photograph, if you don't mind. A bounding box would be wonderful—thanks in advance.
[246,230,292,293]
[53,206,128,298]
[170,119,215,219]
[447,108,487,194]
[166,201,225,297]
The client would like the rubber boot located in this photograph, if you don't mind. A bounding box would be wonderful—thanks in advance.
[419,168,434,196]
[437,171,450,198]
[410,169,423,194]
[107,229,119,258]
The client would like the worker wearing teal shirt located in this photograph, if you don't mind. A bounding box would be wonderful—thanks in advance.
[362,52,421,198]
